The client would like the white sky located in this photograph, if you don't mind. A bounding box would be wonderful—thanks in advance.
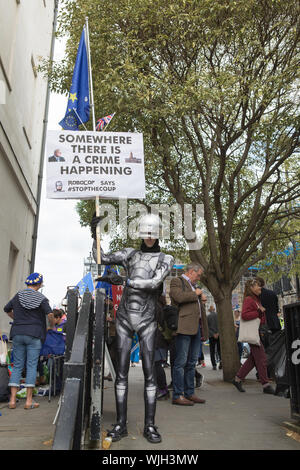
[34,36,95,307]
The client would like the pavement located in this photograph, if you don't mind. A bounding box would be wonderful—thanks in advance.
[1,348,300,451]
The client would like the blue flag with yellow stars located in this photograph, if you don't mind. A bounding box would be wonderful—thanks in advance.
[59,109,81,131]
[59,27,90,130]
[76,272,94,296]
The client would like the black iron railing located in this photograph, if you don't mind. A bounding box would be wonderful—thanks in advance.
[283,301,300,422]
[52,287,106,450]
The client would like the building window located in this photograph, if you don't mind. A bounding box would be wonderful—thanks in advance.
[22,126,32,150]
[8,243,19,298]
[31,55,37,78]
[0,56,12,92]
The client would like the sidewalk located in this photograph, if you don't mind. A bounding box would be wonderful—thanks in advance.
[0,394,59,450]
[102,350,300,451]
[1,349,300,451]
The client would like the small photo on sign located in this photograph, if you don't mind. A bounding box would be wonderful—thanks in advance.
[125,152,142,164]
[55,181,64,192]
[48,149,65,162]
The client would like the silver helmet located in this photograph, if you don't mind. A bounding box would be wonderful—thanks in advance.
[139,213,161,239]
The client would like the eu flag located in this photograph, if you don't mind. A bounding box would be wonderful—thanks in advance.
[76,272,94,295]
[59,27,90,130]
[59,109,81,131]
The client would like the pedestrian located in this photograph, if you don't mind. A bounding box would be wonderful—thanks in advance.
[233,309,243,362]
[3,273,53,409]
[130,332,140,366]
[255,277,281,336]
[154,294,170,400]
[207,305,222,370]
[169,263,208,406]
[91,213,174,443]
[105,298,117,381]
[232,279,275,394]
[52,308,67,333]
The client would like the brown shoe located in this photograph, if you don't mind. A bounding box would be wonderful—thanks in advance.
[186,394,206,404]
[172,395,194,406]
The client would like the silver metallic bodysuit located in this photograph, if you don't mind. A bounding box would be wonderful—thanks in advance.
[92,241,174,430]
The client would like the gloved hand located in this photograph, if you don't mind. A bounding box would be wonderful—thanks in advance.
[91,214,103,239]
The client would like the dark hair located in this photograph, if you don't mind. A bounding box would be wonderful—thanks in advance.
[53,308,64,319]
[255,276,265,287]
[243,279,260,300]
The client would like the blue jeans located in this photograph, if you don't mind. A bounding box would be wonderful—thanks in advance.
[173,326,201,399]
[9,335,42,388]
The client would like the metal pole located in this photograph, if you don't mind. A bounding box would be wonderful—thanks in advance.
[85,17,96,131]
[85,17,101,269]
[30,0,59,272]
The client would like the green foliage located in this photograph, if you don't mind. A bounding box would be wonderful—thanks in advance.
[46,0,300,295]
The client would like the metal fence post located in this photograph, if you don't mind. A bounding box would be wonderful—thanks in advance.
[283,301,300,422]
[89,288,106,445]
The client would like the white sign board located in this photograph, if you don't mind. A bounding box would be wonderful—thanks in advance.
[46,130,145,199]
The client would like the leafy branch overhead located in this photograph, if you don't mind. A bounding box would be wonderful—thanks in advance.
[46,0,300,292]
[44,0,300,380]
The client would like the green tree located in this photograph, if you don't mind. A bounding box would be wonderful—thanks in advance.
[46,0,300,381]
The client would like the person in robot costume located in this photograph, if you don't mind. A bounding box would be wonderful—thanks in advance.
[91,213,174,443]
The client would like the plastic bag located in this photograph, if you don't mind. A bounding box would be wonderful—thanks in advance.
[266,330,289,396]
[0,336,8,364]
[16,386,38,399]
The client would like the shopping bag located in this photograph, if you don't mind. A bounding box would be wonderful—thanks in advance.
[266,330,289,396]
[0,335,8,364]
[238,317,260,346]
[0,365,9,402]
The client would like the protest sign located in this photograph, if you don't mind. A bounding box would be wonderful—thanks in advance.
[112,285,123,319]
[46,130,145,199]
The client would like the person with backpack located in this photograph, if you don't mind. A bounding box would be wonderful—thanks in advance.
[169,264,208,406]
[154,294,173,400]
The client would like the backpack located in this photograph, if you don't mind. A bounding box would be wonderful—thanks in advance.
[164,277,186,331]
[40,329,65,356]
[163,306,179,331]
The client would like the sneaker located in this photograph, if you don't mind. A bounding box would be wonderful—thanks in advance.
[263,385,275,395]
[212,365,217,370]
[232,379,246,392]
[167,382,173,390]
[195,374,204,388]
[157,388,169,400]
[218,362,222,370]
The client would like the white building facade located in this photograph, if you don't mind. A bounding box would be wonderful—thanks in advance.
[0,0,56,335]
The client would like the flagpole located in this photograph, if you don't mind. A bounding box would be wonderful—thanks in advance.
[101,113,115,132]
[73,108,88,130]
[85,17,96,130]
[85,16,101,269]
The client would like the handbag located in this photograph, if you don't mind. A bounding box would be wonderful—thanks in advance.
[0,333,8,365]
[238,317,261,346]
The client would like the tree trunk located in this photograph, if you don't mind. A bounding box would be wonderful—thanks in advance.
[214,291,240,382]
